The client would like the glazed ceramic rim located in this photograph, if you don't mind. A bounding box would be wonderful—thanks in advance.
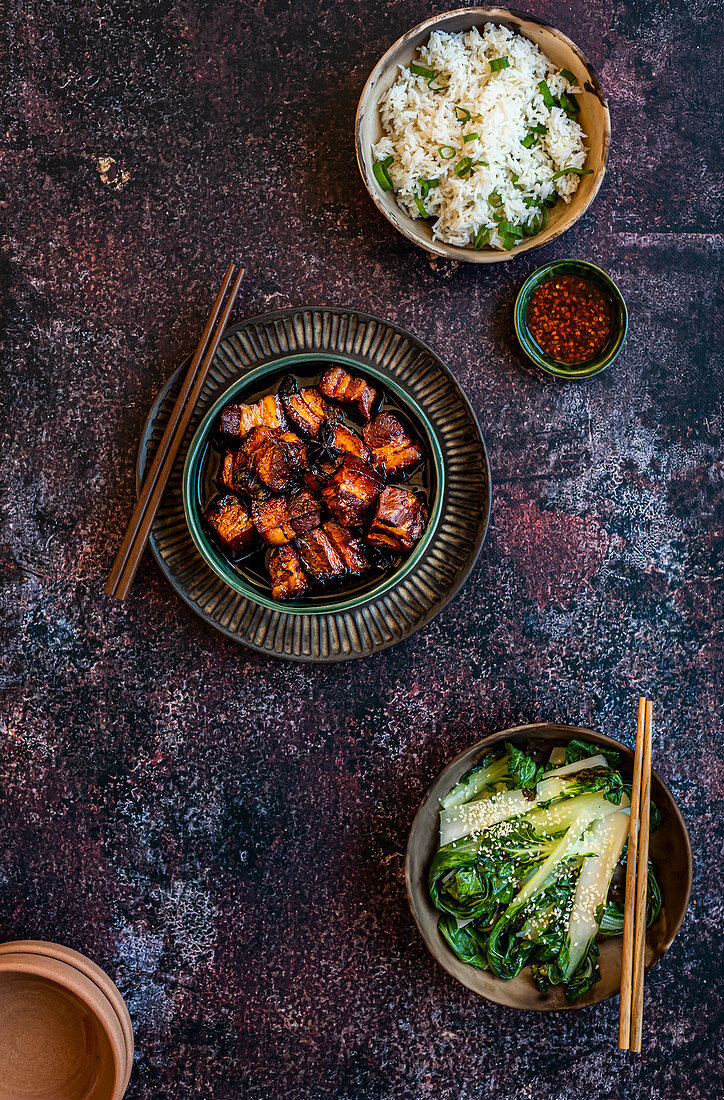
[514,260,629,378]
[355,6,611,264]
[0,951,129,1097]
[182,352,446,614]
[406,722,693,1011]
[0,940,134,1075]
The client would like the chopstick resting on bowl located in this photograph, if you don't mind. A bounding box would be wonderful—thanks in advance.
[104,262,246,600]
[618,696,653,1053]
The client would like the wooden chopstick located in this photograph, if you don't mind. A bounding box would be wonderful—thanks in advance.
[618,696,652,1052]
[631,699,653,1052]
[104,262,245,600]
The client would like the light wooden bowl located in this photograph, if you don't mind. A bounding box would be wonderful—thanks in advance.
[356,6,611,263]
[0,943,133,1100]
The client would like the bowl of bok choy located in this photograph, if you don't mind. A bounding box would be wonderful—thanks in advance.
[406,723,691,1010]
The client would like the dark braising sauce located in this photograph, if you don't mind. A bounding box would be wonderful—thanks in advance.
[199,365,435,604]
[527,274,612,364]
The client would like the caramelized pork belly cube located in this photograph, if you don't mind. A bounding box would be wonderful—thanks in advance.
[319,366,377,420]
[318,419,371,463]
[268,545,309,601]
[239,426,307,492]
[219,395,286,439]
[321,454,383,526]
[279,379,329,438]
[219,450,255,494]
[323,521,368,576]
[204,494,254,556]
[295,525,345,584]
[252,490,321,546]
[366,486,427,552]
[287,489,322,537]
[363,413,424,475]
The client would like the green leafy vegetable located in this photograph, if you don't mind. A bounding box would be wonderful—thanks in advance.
[565,739,621,768]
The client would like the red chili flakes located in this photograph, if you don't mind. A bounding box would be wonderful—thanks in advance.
[527,274,612,364]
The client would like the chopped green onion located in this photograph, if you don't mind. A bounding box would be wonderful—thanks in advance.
[372,158,394,191]
[523,196,539,208]
[471,160,488,168]
[438,145,456,159]
[521,133,537,148]
[502,231,519,250]
[488,190,503,207]
[413,194,430,218]
[463,132,479,143]
[559,90,580,116]
[551,166,593,180]
[499,222,524,237]
[428,74,449,92]
[419,177,439,199]
[493,211,506,223]
[454,106,471,123]
[538,80,558,109]
[455,156,473,177]
[560,68,577,85]
[489,56,509,72]
[473,226,491,250]
[542,192,558,207]
[531,123,547,134]
[410,63,436,78]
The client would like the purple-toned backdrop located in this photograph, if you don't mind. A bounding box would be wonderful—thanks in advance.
[1,1,722,1097]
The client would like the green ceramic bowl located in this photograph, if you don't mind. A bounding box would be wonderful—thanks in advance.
[182,352,445,614]
[514,260,628,379]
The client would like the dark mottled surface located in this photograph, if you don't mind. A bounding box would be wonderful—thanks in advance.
[1,1,723,1097]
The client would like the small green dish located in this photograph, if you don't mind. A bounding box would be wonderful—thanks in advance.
[514,260,628,379]
[182,352,445,615]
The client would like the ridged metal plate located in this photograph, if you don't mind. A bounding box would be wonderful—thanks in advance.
[137,307,491,661]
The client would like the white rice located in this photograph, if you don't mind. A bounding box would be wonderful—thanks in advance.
[372,24,588,250]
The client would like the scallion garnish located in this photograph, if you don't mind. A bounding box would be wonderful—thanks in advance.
[489,56,509,72]
[559,68,577,85]
[428,73,449,92]
[410,63,436,78]
[419,178,440,199]
[559,90,580,116]
[499,222,524,237]
[455,156,473,177]
[531,123,547,134]
[463,132,479,143]
[538,80,558,109]
[413,194,430,218]
[454,106,471,123]
[551,166,593,180]
[502,231,519,250]
[473,226,491,250]
[438,145,456,159]
[372,156,394,191]
[488,190,503,207]
[521,133,537,148]
[471,160,488,168]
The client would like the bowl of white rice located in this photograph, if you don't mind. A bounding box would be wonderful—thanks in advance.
[356,7,610,262]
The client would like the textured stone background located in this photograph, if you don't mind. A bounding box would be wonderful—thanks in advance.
[1,1,722,1097]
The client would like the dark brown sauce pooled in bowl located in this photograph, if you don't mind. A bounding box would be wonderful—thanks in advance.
[199,363,435,605]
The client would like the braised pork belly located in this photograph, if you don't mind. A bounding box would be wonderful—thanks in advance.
[252,490,322,546]
[363,412,424,475]
[219,394,286,439]
[239,426,307,492]
[319,366,377,420]
[204,494,254,556]
[268,545,309,601]
[279,378,329,438]
[322,454,384,526]
[366,486,427,552]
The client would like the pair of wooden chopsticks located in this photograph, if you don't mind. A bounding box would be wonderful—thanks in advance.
[618,696,653,1053]
[104,262,246,600]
